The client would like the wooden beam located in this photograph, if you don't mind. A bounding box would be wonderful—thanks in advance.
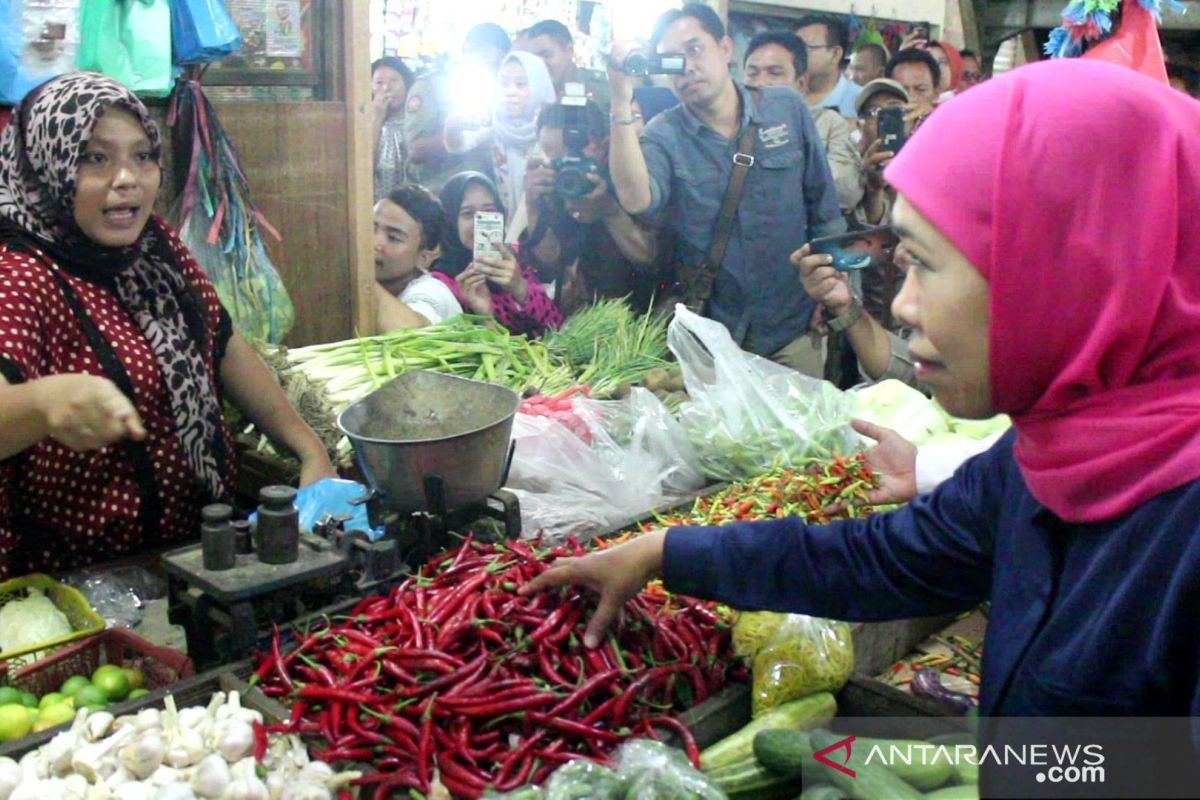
[341,0,375,337]
[984,0,1200,31]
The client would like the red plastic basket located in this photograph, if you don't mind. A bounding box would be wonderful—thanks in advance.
[6,628,194,698]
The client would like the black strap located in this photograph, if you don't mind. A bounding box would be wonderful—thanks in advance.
[46,270,164,544]
[707,118,760,271]
[678,92,761,313]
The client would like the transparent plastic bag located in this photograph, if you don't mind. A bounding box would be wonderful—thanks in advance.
[506,389,704,543]
[543,760,623,799]
[62,566,167,629]
[615,738,727,800]
[668,306,857,482]
[736,612,854,718]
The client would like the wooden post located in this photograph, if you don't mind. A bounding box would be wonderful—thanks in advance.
[342,0,375,336]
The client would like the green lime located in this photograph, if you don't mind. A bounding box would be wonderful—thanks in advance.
[17,691,37,709]
[121,667,145,690]
[0,704,32,742]
[32,702,74,730]
[74,685,108,710]
[0,687,22,707]
[127,688,149,700]
[91,665,131,703]
[59,675,91,697]
[39,692,71,710]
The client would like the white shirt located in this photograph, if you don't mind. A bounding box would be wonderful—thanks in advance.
[398,273,462,325]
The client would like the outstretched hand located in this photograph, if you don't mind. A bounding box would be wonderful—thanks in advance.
[830,418,919,511]
[520,530,667,648]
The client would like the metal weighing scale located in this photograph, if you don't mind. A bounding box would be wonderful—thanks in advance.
[163,371,523,668]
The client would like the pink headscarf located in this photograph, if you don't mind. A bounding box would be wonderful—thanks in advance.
[886,59,1200,523]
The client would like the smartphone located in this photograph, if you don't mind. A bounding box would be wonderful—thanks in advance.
[809,226,897,271]
[877,106,908,154]
[909,20,932,41]
[473,211,504,262]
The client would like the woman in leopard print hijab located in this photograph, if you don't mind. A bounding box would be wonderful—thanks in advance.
[0,73,334,576]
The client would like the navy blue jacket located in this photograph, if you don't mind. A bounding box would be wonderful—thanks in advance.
[665,430,1200,793]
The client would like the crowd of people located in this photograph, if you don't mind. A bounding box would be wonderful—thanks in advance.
[366,8,1017,392]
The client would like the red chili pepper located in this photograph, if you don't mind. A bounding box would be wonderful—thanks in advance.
[545,667,620,717]
[297,685,392,705]
[251,721,268,762]
[527,711,625,743]
[644,715,702,768]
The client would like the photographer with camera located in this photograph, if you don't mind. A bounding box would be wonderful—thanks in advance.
[516,98,660,315]
[607,3,845,378]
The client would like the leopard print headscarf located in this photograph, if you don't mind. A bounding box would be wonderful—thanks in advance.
[0,72,230,502]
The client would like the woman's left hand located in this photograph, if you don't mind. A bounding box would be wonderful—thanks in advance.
[474,243,529,304]
[298,448,338,487]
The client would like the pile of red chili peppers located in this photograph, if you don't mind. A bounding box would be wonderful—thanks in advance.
[251,535,743,798]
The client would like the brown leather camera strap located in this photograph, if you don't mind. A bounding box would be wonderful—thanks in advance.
[706,119,760,274]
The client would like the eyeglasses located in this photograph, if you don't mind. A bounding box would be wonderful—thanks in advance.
[962,71,986,83]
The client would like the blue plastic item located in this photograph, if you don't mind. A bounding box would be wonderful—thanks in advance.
[249,478,384,541]
[171,0,243,65]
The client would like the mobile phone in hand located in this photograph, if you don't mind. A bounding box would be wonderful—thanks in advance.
[473,212,504,262]
[810,226,897,271]
[877,106,908,154]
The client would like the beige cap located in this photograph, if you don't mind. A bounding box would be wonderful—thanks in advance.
[854,78,909,114]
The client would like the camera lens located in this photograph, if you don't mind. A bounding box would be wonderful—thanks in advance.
[555,167,592,199]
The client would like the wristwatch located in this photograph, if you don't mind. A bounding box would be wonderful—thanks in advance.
[612,112,643,126]
[826,295,864,332]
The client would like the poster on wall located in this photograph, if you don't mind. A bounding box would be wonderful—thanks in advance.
[264,0,303,57]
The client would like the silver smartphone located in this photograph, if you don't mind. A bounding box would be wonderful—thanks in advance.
[473,211,504,261]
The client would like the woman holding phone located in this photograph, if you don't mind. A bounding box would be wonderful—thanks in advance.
[521,60,1200,794]
[437,172,561,337]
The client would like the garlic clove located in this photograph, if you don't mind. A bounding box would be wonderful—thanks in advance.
[87,712,117,742]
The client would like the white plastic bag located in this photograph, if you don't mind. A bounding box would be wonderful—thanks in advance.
[506,388,703,542]
[668,306,857,481]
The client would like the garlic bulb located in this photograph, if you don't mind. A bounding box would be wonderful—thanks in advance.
[155,787,197,800]
[0,757,22,800]
[112,783,156,800]
[74,726,136,783]
[279,785,330,800]
[191,754,230,799]
[87,712,116,742]
[120,731,166,780]
[213,721,254,764]
[63,774,89,800]
[219,778,268,800]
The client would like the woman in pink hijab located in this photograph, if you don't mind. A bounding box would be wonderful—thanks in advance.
[520,59,1200,794]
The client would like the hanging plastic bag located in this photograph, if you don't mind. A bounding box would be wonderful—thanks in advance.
[77,0,174,97]
[668,305,857,482]
[505,388,704,543]
[171,0,242,65]
[0,0,79,104]
[735,611,855,718]
[170,79,295,343]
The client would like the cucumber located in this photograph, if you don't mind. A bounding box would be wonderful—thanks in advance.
[753,728,817,778]
[924,785,980,800]
[699,692,837,771]
[810,728,924,800]
[852,737,956,790]
[953,757,979,785]
[706,758,802,799]
[799,785,853,800]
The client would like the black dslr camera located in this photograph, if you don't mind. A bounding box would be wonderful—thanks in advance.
[551,86,604,199]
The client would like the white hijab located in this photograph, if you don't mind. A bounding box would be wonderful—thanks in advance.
[492,51,557,212]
